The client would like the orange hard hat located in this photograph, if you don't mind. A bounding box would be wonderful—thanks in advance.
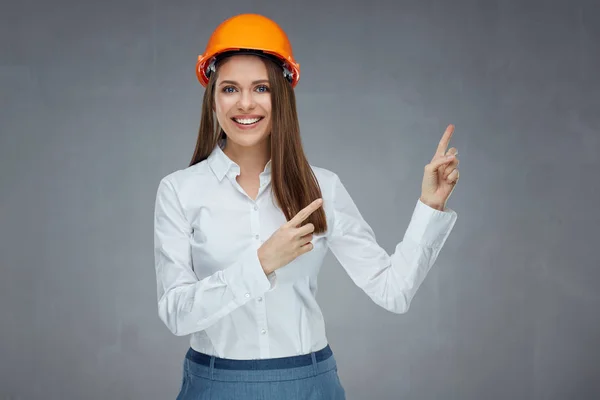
[196,14,300,88]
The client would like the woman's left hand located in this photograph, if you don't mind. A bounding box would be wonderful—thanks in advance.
[420,124,460,211]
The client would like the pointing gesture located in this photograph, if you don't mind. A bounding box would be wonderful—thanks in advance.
[257,198,324,275]
[420,124,460,211]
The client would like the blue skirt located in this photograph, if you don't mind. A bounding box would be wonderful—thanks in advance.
[176,344,346,400]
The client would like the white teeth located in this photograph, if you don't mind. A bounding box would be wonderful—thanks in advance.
[234,117,261,125]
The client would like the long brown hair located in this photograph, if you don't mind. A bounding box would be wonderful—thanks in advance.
[189,55,328,234]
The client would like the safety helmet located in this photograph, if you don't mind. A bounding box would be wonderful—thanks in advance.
[196,14,300,88]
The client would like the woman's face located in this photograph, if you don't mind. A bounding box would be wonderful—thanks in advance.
[214,55,272,150]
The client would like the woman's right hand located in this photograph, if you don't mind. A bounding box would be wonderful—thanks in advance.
[257,198,324,275]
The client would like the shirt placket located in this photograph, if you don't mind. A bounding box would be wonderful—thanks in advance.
[250,197,270,358]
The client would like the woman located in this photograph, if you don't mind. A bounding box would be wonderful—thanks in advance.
[153,13,460,400]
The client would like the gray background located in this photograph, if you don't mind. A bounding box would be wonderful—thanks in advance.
[1,0,599,399]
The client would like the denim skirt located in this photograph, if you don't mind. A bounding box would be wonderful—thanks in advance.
[176,344,346,400]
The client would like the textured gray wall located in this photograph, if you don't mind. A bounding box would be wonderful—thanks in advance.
[1,0,599,399]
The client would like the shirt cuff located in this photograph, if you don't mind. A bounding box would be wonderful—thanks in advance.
[222,246,277,304]
[402,199,458,248]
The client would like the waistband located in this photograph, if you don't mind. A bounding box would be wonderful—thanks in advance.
[185,344,333,371]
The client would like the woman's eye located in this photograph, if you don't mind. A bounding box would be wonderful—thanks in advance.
[222,85,269,93]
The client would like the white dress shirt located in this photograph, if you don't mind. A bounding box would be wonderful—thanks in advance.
[154,143,458,360]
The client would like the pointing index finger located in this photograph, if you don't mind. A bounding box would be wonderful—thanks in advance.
[436,124,455,157]
[289,198,323,226]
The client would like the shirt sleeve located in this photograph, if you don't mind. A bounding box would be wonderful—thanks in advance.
[327,173,457,314]
[153,177,277,336]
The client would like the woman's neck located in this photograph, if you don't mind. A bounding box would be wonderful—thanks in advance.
[222,138,271,177]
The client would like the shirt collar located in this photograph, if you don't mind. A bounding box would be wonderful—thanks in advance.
[207,143,272,182]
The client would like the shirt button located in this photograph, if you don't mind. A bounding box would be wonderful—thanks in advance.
[257,297,263,302]
[261,329,267,335]
[254,205,258,211]
[255,235,260,240]
[245,293,250,298]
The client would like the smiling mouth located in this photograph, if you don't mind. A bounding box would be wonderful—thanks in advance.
[232,117,264,125]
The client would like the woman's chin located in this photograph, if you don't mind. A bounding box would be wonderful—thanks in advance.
[225,131,271,148]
